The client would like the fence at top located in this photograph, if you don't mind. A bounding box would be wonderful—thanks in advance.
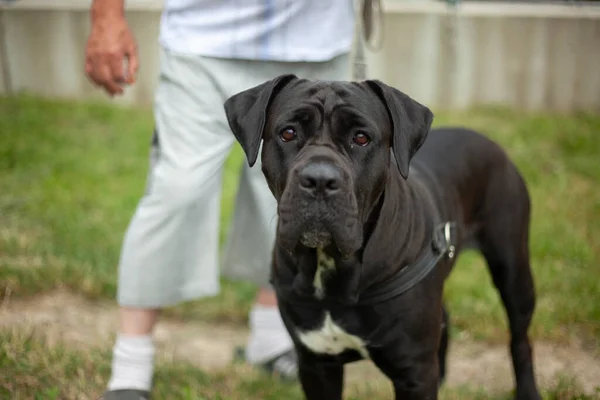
[1,0,599,112]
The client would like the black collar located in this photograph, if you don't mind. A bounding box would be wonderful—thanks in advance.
[356,221,457,305]
[272,221,457,307]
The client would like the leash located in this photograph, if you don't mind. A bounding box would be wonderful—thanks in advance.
[272,221,458,307]
[352,0,383,81]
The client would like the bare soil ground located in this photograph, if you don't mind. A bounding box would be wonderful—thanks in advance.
[1,290,599,396]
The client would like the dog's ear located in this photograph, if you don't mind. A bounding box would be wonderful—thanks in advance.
[224,74,298,167]
[365,80,434,179]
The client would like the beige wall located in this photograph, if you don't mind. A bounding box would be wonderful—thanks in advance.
[1,0,599,111]
[0,3,162,106]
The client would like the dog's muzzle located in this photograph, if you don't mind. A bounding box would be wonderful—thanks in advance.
[277,152,361,254]
[296,161,343,247]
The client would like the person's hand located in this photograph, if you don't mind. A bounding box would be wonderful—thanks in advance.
[85,15,139,96]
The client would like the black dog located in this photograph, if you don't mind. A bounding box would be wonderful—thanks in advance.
[224,75,541,400]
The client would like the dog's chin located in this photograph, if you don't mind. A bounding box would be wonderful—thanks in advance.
[277,214,363,255]
[300,227,363,257]
[299,230,332,249]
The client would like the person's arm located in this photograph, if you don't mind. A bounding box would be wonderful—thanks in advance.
[85,0,139,96]
[91,0,125,19]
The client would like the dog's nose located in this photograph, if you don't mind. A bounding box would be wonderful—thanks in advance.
[298,162,342,197]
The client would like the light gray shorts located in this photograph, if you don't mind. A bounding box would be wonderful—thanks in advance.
[117,47,351,308]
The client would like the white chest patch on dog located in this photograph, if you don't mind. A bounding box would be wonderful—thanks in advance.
[314,248,336,299]
[298,312,369,359]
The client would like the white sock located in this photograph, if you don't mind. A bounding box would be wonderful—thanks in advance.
[245,305,294,364]
[107,334,155,392]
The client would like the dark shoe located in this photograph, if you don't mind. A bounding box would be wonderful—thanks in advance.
[100,389,151,400]
[234,346,298,382]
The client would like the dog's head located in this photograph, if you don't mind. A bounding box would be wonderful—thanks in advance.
[224,75,433,256]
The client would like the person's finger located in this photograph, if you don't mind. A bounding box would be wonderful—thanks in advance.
[94,62,124,96]
[126,47,139,85]
[108,52,126,84]
[86,59,105,87]
[85,58,93,77]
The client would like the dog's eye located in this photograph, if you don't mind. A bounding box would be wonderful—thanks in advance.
[279,128,297,142]
[353,132,370,146]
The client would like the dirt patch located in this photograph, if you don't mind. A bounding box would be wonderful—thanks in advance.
[1,290,599,395]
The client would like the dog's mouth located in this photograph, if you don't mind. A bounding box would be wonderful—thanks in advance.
[277,199,361,255]
[299,225,333,249]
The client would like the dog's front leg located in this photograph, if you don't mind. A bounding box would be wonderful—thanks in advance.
[371,348,439,400]
[391,373,438,400]
[297,352,344,400]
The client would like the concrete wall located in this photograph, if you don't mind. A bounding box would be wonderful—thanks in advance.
[365,1,600,112]
[1,0,599,111]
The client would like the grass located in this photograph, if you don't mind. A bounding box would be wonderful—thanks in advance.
[0,94,259,323]
[1,94,599,398]
[1,327,597,400]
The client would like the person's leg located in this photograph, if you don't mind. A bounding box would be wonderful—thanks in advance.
[106,309,158,396]
[104,47,235,397]
[219,53,352,374]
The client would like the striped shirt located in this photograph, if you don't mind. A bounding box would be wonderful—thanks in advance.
[159,0,356,62]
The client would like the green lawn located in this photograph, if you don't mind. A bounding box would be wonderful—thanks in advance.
[1,95,599,399]
[1,328,595,400]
